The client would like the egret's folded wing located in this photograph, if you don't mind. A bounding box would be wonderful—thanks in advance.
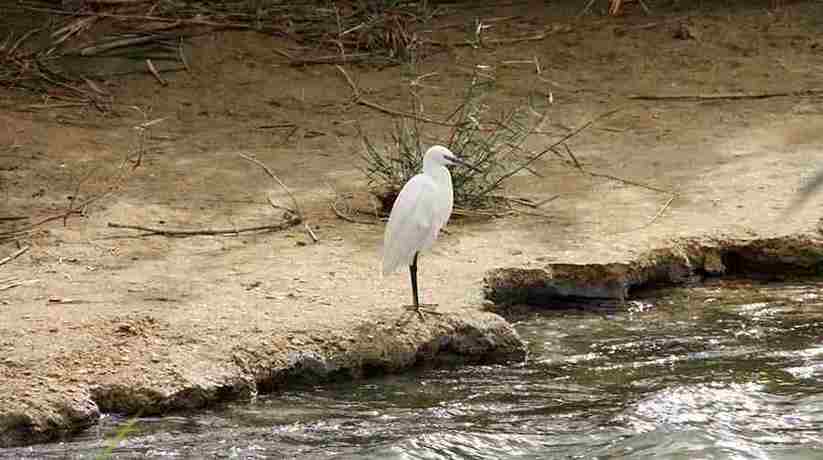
[382,175,439,276]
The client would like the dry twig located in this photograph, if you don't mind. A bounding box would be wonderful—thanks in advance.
[0,116,158,243]
[584,171,673,195]
[106,220,299,237]
[145,59,167,86]
[335,65,457,127]
[239,153,301,217]
[0,200,91,242]
[0,278,39,291]
[506,195,560,209]
[477,108,622,196]
[427,26,564,48]
[21,8,280,31]
[240,153,316,243]
[629,90,823,101]
[330,201,375,225]
[326,183,377,225]
[0,245,30,268]
[612,194,677,234]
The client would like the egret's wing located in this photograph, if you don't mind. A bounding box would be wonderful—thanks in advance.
[382,175,440,276]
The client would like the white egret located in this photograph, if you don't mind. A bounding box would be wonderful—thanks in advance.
[382,145,474,316]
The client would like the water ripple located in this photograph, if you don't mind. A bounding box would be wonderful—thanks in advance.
[4,280,823,459]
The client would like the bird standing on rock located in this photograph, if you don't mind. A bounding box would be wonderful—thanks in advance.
[382,145,474,317]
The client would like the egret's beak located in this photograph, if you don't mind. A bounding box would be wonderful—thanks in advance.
[446,154,480,172]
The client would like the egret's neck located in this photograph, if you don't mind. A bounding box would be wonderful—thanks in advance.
[422,158,455,225]
[424,162,453,195]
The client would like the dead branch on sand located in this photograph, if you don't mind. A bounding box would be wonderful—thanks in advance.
[240,153,317,243]
[106,151,308,240]
[106,220,299,237]
[500,107,678,229]
[629,90,823,101]
[477,108,624,197]
[562,138,678,232]
[609,194,676,234]
[0,114,157,244]
[326,182,379,225]
[0,245,31,268]
[0,167,133,243]
[335,65,458,127]
[0,278,39,291]
[426,25,568,48]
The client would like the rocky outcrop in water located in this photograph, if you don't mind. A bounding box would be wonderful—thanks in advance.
[484,235,823,305]
[0,311,524,448]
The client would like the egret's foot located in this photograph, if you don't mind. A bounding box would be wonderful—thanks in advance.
[403,303,442,320]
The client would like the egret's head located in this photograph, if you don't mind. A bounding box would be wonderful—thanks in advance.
[424,145,473,169]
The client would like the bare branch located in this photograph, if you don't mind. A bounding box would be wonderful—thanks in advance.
[335,65,459,127]
[239,153,302,218]
[0,245,30,268]
[106,220,299,237]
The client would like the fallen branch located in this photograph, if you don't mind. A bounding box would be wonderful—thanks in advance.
[289,53,374,66]
[580,0,651,17]
[0,120,158,242]
[452,207,512,218]
[427,26,565,48]
[330,201,375,224]
[0,278,39,292]
[21,7,285,33]
[146,59,167,86]
[0,185,125,242]
[478,108,623,196]
[84,0,155,5]
[629,90,823,101]
[613,194,677,234]
[647,194,676,226]
[506,195,560,209]
[77,34,171,56]
[0,245,30,268]
[239,153,301,217]
[304,223,319,243]
[0,209,82,241]
[106,219,299,237]
[501,106,677,227]
[585,171,674,195]
[239,153,316,242]
[325,183,377,225]
[335,65,458,127]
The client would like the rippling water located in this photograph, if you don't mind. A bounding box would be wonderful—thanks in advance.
[5,279,823,459]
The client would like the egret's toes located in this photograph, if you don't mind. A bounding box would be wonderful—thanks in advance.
[403,304,442,320]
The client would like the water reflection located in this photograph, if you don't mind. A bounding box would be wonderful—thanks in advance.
[3,279,823,459]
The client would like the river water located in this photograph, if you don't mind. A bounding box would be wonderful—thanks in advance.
[5,279,823,459]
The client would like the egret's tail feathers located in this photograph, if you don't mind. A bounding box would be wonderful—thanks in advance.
[382,243,415,276]
[381,259,393,277]
[382,252,400,277]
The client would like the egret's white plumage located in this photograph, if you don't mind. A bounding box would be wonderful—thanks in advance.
[383,146,456,275]
[382,145,469,312]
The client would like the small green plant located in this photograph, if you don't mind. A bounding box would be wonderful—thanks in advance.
[360,71,549,212]
[95,415,139,460]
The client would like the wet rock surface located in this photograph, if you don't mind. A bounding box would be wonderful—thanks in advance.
[485,235,823,305]
[0,310,524,448]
